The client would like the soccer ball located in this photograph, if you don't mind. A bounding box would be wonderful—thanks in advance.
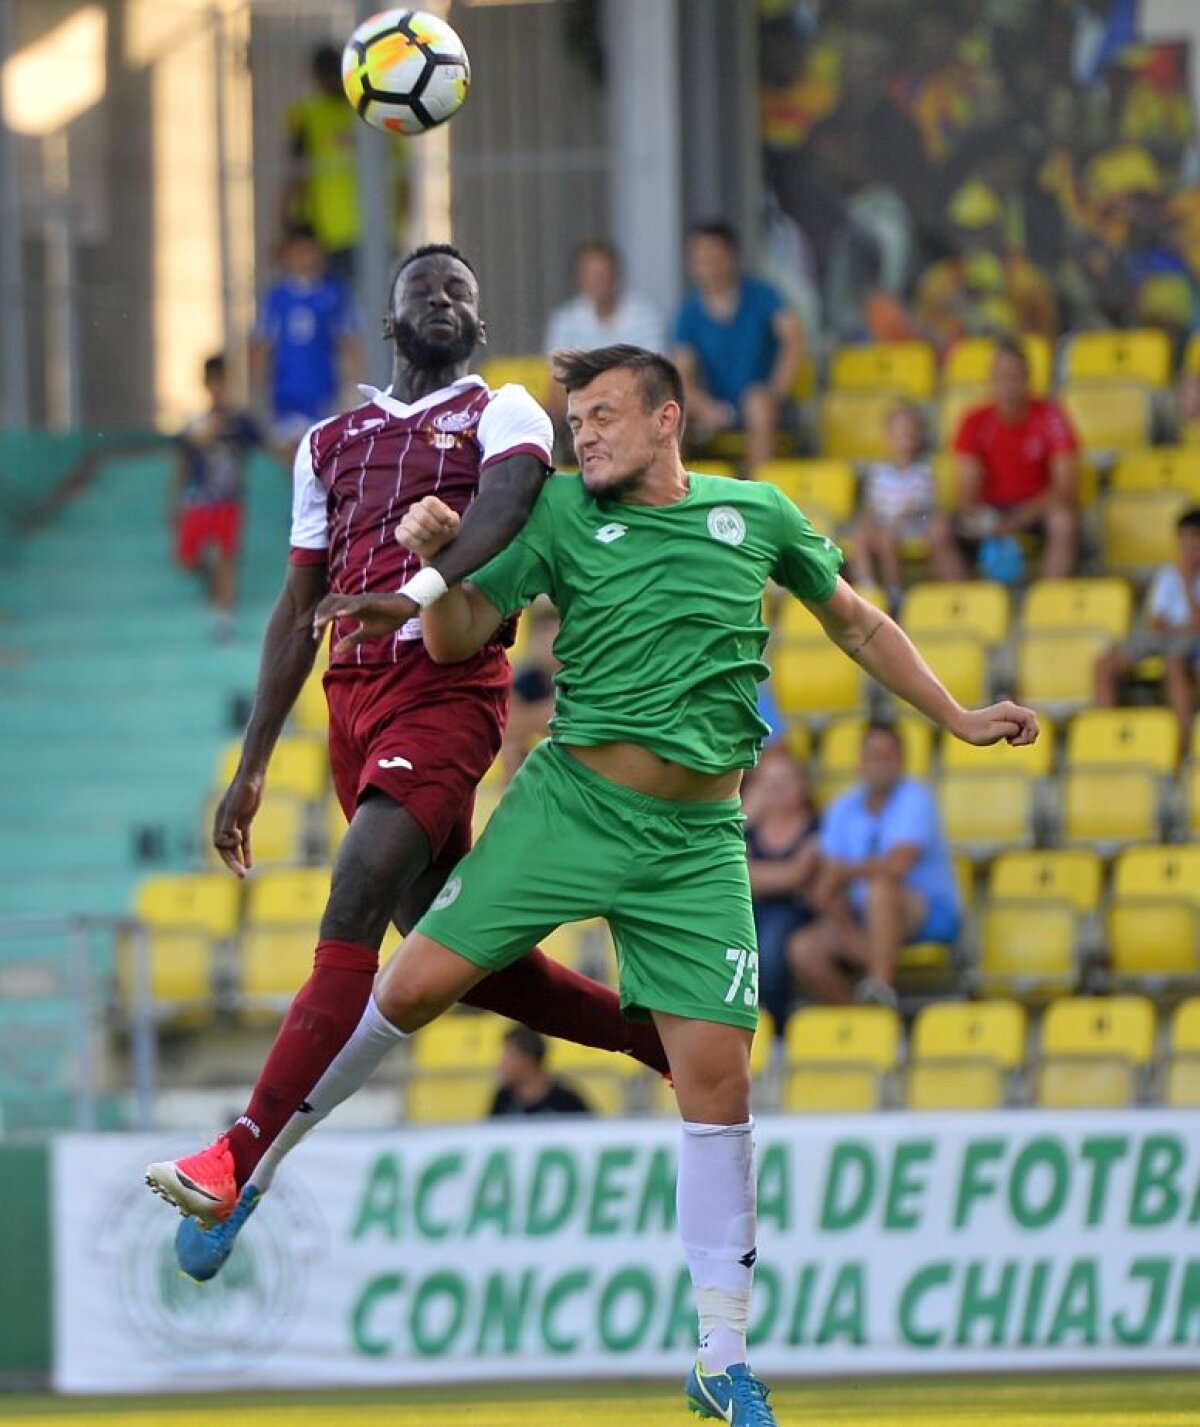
[342,9,470,136]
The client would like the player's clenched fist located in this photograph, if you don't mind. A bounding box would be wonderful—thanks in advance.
[396,496,460,562]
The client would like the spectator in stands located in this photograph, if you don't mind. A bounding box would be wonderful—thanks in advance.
[929,337,1081,582]
[1094,506,1200,759]
[849,401,937,611]
[500,604,559,781]
[788,722,960,1010]
[543,242,665,447]
[673,220,806,476]
[170,354,262,642]
[283,44,406,283]
[488,1025,592,1118]
[251,225,363,461]
[916,180,1059,350]
[743,744,821,1050]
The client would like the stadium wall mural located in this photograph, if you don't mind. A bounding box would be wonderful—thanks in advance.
[53,1112,1200,1391]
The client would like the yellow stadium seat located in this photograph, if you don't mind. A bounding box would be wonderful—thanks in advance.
[543,1039,639,1116]
[238,927,316,1012]
[1064,329,1172,388]
[783,1006,899,1113]
[1022,578,1133,640]
[407,1011,510,1122]
[1062,384,1153,452]
[940,720,1055,776]
[1113,845,1200,902]
[937,389,984,449]
[1166,999,1200,1107]
[1107,846,1200,982]
[135,872,241,936]
[989,850,1102,914]
[943,335,1052,396]
[930,452,960,511]
[1103,490,1191,573]
[478,356,551,408]
[816,715,933,787]
[829,341,937,400]
[293,667,328,735]
[1107,900,1198,982]
[1016,631,1108,711]
[204,792,310,869]
[1067,708,1178,774]
[691,459,739,479]
[1189,766,1200,837]
[918,635,987,706]
[901,581,1009,646]
[1112,447,1200,496]
[246,866,331,926]
[979,901,1077,997]
[116,929,216,1023]
[218,735,327,801]
[1061,769,1160,848]
[819,390,895,460]
[771,640,862,717]
[907,1000,1026,1110]
[939,772,1034,854]
[1036,996,1156,1108]
[756,459,857,523]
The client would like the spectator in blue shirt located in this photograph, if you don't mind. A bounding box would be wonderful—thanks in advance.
[788,721,959,1009]
[251,225,363,458]
[672,220,805,476]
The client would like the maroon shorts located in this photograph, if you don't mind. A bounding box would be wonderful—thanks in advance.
[177,501,242,565]
[325,654,510,870]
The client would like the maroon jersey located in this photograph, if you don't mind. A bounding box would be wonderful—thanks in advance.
[289,375,553,682]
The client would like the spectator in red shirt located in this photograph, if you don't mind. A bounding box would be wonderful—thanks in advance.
[929,338,1081,581]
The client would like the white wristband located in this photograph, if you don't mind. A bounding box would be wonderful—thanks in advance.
[397,566,449,610]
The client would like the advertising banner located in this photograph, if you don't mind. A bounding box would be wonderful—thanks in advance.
[52,1111,1200,1392]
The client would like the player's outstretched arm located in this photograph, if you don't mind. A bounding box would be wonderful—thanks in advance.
[398,495,505,662]
[805,577,1039,748]
[312,453,547,654]
[427,451,548,588]
[214,562,326,876]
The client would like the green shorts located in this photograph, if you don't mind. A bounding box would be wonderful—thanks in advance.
[418,741,759,1030]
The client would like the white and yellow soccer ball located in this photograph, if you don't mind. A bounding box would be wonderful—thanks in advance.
[342,9,470,136]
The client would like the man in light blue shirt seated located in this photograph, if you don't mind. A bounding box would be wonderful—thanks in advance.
[672,220,805,476]
[788,721,959,1009]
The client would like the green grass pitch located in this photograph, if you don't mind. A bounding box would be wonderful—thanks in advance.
[6,1375,1200,1425]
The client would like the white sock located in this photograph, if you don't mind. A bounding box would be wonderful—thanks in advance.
[678,1119,757,1374]
[249,994,408,1193]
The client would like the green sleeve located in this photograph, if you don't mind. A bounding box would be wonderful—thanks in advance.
[768,485,843,603]
[468,491,555,618]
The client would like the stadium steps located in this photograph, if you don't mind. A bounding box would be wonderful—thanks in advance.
[0,446,289,923]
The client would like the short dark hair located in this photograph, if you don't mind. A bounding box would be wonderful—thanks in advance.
[284,222,318,245]
[504,1025,547,1064]
[203,354,226,383]
[387,243,477,302]
[1177,506,1200,534]
[551,344,686,424]
[863,719,903,751]
[687,219,739,250]
[993,336,1029,370]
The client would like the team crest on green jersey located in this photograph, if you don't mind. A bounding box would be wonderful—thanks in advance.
[707,506,747,547]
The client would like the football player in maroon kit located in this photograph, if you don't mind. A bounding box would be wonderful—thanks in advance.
[146,245,669,1275]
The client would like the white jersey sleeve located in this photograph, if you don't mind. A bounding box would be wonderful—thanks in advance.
[477,383,553,470]
[289,426,329,552]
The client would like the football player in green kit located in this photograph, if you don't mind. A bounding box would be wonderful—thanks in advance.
[310,345,1039,1424]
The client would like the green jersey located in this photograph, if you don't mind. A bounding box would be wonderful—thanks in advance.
[471,472,843,774]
